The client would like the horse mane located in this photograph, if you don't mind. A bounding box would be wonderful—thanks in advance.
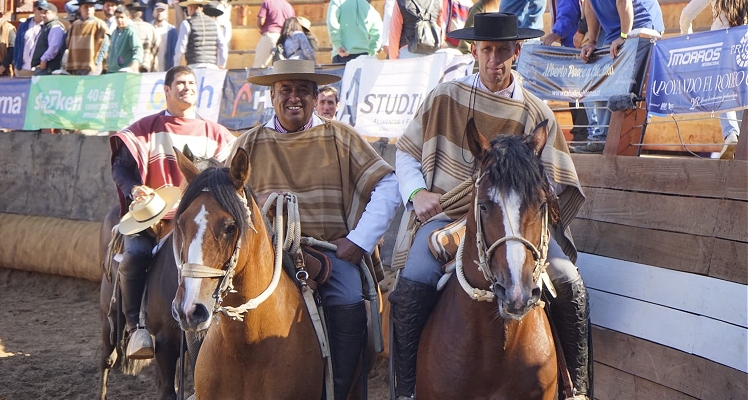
[480,135,561,226]
[176,167,254,235]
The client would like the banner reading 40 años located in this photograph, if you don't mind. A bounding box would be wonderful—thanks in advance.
[648,26,749,115]
[24,74,141,131]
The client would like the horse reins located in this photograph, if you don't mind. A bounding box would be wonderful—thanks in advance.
[455,173,554,302]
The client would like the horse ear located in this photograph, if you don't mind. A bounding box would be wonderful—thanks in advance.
[229,147,251,190]
[182,144,195,163]
[528,119,549,157]
[174,146,200,183]
[465,118,490,160]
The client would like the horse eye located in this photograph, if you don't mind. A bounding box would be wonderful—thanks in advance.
[224,224,236,236]
[478,201,488,212]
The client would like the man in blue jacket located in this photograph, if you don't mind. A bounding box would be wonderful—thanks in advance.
[13,0,46,76]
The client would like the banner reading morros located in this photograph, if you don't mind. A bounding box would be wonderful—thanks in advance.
[647,26,749,115]
[517,38,652,103]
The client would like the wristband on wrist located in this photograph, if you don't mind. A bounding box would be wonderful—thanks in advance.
[620,32,628,39]
[409,188,425,202]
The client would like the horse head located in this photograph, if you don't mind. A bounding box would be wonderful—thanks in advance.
[171,147,265,331]
[465,119,560,320]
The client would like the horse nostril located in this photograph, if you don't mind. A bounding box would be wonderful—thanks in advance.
[493,283,507,299]
[190,303,210,324]
[531,287,541,301]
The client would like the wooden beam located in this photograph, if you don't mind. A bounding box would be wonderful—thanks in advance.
[708,237,748,284]
[571,155,747,201]
[604,108,646,156]
[594,362,699,400]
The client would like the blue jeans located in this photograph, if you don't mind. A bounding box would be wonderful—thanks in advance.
[499,0,546,30]
[317,250,365,307]
[720,110,740,139]
[585,100,610,141]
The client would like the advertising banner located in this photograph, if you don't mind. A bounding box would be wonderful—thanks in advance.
[338,52,475,138]
[647,26,749,115]
[517,38,652,103]
[0,78,31,130]
[24,74,141,131]
[132,68,226,122]
[218,65,346,131]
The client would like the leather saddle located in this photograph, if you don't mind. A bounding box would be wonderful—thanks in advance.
[282,245,333,292]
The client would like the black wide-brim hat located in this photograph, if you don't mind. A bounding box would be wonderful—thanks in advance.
[75,0,100,6]
[125,1,146,10]
[447,12,544,41]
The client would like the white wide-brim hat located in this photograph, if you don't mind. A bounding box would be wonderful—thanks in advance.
[118,186,181,235]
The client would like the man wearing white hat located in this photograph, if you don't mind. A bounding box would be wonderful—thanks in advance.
[110,65,235,359]
[390,12,592,400]
[228,59,400,399]
[173,0,228,68]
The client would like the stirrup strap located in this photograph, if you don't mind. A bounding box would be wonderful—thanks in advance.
[546,303,575,398]
[301,285,334,400]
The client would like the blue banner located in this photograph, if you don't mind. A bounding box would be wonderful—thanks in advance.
[0,78,31,130]
[517,38,652,103]
[218,65,345,131]
[648,26,749,115]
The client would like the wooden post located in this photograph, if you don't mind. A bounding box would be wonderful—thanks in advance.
[735,109,748,161]
[603,107,647,156]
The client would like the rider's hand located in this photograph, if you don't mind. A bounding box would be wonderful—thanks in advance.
[609,37,625,59]
[131,185,155,203]
[331,237,365,265]
[412,189,442,223]
[580,42,597,63]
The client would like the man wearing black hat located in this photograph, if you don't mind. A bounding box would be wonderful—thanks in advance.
[66,0,111,75]
[31,3,66,75]
[389,12,592,400]
[127,1,158,71]
[227,59,400,400]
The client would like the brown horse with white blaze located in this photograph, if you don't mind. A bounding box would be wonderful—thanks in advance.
[171,148,324,399]
[416,120,560,400]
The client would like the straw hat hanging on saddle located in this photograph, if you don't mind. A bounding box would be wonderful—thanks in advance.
[446,12,544,41]
[247,59,341,86]
[118,186,181,235]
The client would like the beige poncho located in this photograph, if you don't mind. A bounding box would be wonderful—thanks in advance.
[392,76,585,269]
[230,120,394,242]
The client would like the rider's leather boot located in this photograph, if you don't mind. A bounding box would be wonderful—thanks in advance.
[326,301,367,400]
[550,275,593,400]
[388,277,437,399]
[119,249,154,360]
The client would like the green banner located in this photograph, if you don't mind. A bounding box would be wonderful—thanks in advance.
[24,74,142,131]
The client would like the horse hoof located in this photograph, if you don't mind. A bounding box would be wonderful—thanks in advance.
[126,328,155,360]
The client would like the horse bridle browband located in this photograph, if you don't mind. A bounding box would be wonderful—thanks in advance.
[455,172,553,302]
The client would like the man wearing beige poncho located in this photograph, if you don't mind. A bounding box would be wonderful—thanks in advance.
[229,59,400,400]
[389,13,592,400]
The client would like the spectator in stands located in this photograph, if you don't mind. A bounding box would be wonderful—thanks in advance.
[127,1,158,71]
[110,65,235,360]
[381,0,396,55]
[151,2,177,72]
[571,0,664,153]
[12,1,45,77]
[680,0,746,159]
[174,0,228,69]
[0,9,15,76]
[390,12,591,400]
[66,0,111,75]
[387,0,442,60]
[253,0,294,68]
[315,84,339,119]
[204,1,232,64]
[541,0,591,144]
[100,0,121,33]
[276,16,316,62]
[443,0,473,51]
[299,16,318,54]
[327,0,382,63]
[65,0,103,24]
[31,3,66,75]
[500,0,545,29]
[231,59,399,400]
[458,0,500,53]
[107,5,143,73]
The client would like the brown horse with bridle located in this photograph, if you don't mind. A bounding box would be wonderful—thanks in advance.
[416,120,561,399]
[171,148,325,399]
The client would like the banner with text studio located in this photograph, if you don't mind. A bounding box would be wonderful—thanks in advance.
[131,69,227,123]
[648,26,749,116]
[339,52,475,138]
[0,78,31,130]
[219,65,346,131]
[24,74,140,131]
[517,38,652,103]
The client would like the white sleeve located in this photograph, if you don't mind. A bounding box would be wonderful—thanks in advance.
[346,172,400,253]
[679,0,710,34]
[395,149,425,209]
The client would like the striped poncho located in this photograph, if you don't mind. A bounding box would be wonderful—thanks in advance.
[392,74,585,269]
[229,120,394,242]
[110,111,235,218]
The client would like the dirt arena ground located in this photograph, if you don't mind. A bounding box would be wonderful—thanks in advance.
[0,268,391,400]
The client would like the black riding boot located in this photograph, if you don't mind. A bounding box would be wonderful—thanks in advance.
[388,278,437,399]
[326,301,367,400]
[119,237,154,359]
[550,276,593,400]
